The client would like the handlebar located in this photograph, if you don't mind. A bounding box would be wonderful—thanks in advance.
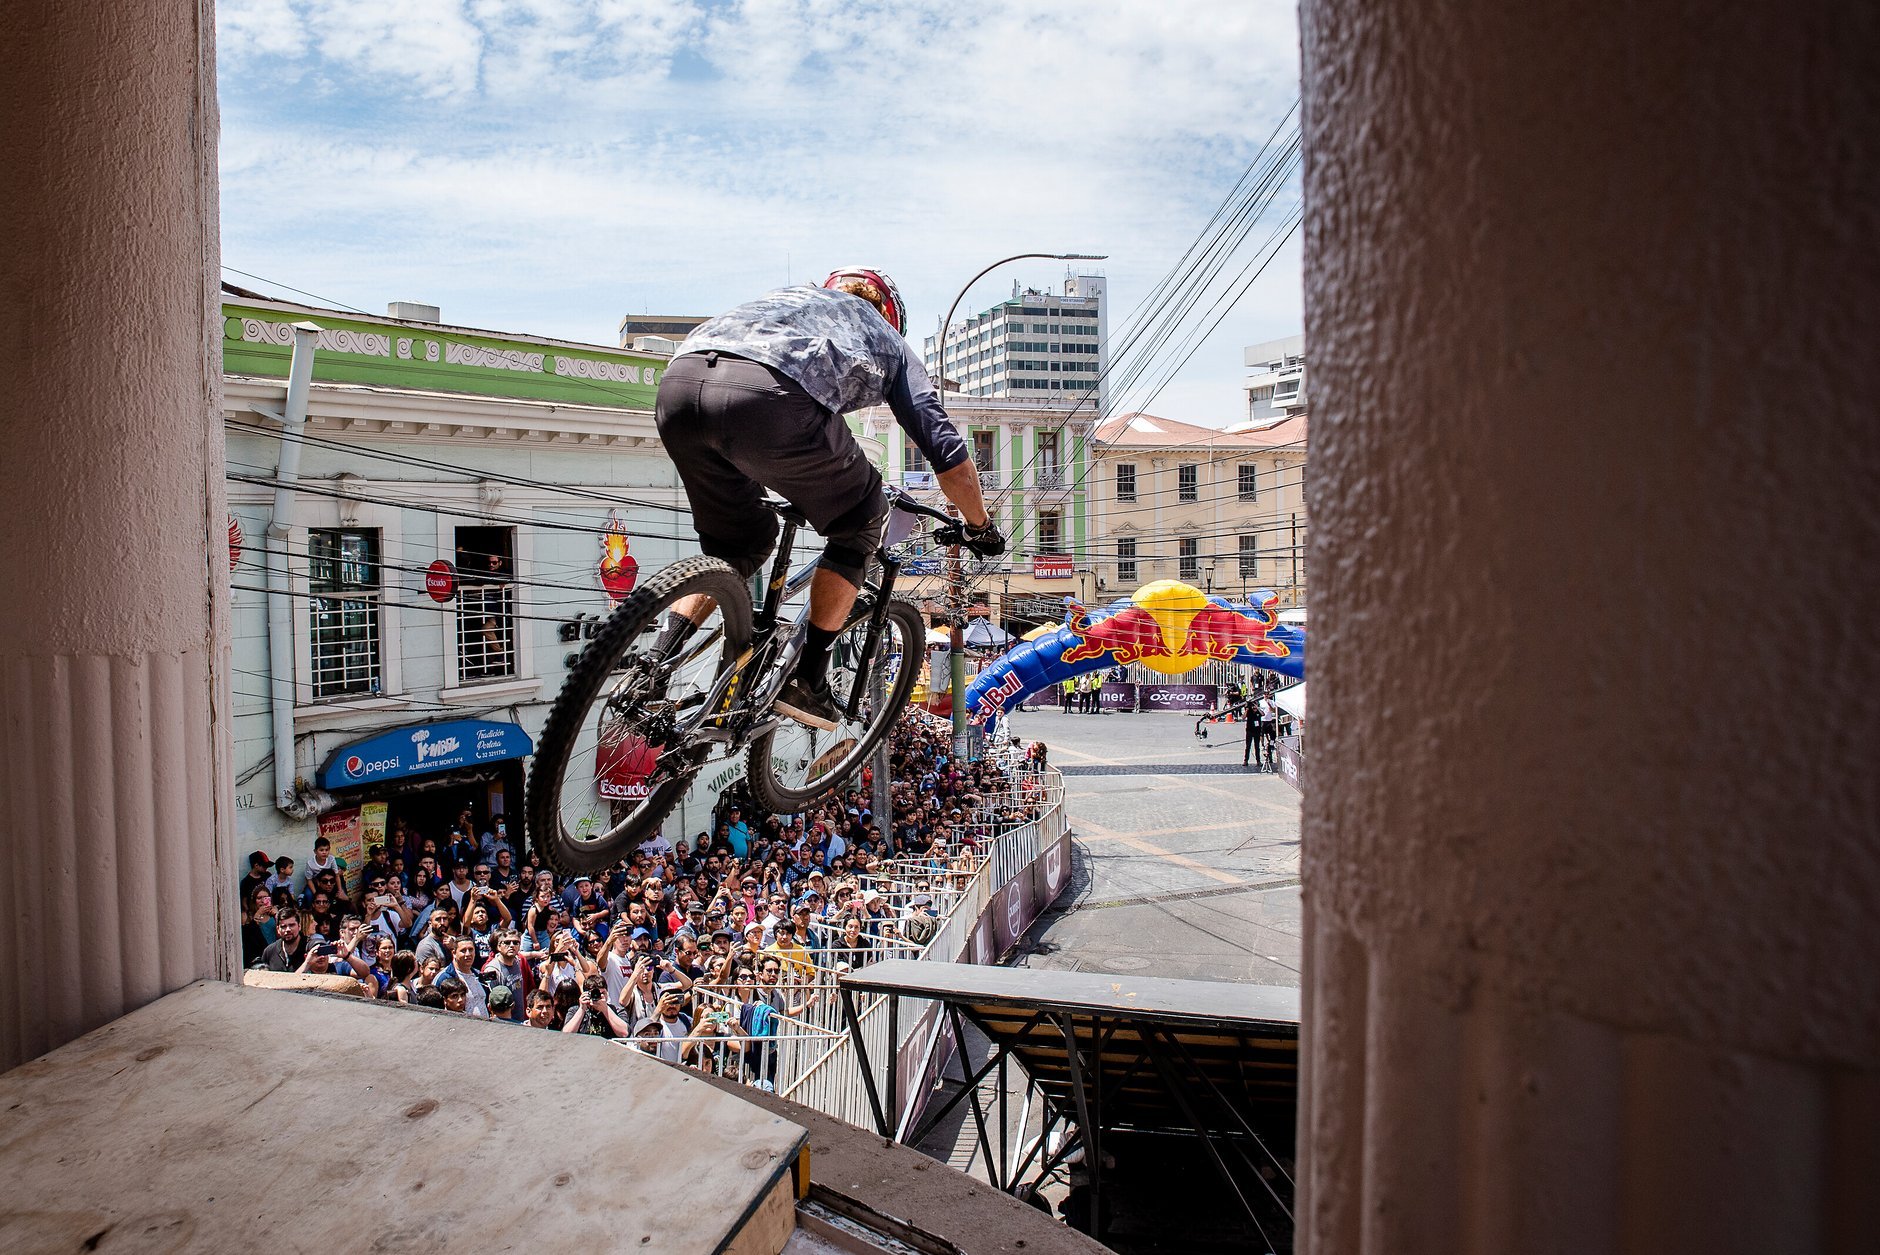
[882,483,957,525]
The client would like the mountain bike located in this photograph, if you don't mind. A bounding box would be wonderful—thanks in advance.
[527,485,962,879]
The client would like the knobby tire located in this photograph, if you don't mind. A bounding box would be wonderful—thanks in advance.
[746,597,924,812]
[526,556,751,880]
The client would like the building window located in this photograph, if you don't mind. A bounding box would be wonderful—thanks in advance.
[1117,537,1138,584]
[1179,537,1201,583]
[456,526,516,682]
[904,438,929,474]
[1239,534,1259,578]
[1038,510,1063,554]
[309,528,381,699]
[1037,431,1062,488]
[1178,463,1198,502]
[972,430,997,487]
[1115,462,1137,502]
[1238,464,1258,501]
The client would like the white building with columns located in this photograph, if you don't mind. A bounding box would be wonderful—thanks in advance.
[850,395,1095,628]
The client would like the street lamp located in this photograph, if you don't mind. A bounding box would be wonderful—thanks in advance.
[937,251,1106,760]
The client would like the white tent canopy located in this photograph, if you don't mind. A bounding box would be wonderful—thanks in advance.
[1274,682,1306,721]
[963,618,1014,649]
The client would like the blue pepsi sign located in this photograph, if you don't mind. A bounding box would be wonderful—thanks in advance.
[317,719,534,790]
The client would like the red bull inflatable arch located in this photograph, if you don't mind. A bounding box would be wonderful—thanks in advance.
[965,579,1305,727]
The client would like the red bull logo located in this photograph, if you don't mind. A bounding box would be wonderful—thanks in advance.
[1185,600,1289,661]
[1060,581,1289,674]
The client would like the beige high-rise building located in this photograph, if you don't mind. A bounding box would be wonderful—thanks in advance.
[1090,411,1308,608]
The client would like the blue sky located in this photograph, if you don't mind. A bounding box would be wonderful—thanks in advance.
[217,0,1302,425]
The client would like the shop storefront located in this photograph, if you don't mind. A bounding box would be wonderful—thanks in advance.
[315,719,534,872]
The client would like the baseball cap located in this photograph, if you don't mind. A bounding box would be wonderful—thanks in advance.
[629,927,654,941]
[573,874,592,885]
[488,986,516,1012]
[247,849,270,868]
[862,888,882,903]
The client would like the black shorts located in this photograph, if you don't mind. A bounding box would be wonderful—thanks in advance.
[655,352,887,582]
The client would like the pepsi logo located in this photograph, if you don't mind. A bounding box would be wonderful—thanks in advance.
[345,755,364,778]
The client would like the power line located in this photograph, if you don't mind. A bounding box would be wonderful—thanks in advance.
[976,115,1303,514]
[224,418,691,513]
[971,210,1304,601]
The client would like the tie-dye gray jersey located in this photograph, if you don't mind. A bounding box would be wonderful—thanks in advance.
[678,286,969,472]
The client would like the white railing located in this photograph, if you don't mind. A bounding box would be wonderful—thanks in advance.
[774,757,1064,1118]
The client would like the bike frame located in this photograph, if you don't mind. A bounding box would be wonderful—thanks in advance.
[681,488,946,753]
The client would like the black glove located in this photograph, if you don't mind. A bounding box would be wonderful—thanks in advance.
[960,518,1007,558]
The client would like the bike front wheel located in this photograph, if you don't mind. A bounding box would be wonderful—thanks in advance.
[747,596,924,812]
[527,556,752,879]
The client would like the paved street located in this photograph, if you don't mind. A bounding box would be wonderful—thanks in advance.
[1006,705,1303,986]
[914,706,1302,1182]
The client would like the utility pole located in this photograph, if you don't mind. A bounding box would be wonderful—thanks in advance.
[936,250,1106,764]
[948,509,968,764]
[870,640,890,837]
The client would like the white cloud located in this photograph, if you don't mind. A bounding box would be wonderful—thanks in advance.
[216,0,1303,423]
[218,0,307,60]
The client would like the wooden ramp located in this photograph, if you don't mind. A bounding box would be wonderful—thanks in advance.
[0,981,804,1254]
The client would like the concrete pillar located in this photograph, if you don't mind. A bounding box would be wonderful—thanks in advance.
[1298,2,1879,1251]
[0,0,232,1072]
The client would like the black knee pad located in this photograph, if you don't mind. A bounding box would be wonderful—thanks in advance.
[816,542,874,585]
[816,497,887,583]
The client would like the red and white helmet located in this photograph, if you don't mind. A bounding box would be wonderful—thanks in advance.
[822,267,906,335]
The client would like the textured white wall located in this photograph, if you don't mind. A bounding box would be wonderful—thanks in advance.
[0,0,233,1071]
[1297,1,1880,1250]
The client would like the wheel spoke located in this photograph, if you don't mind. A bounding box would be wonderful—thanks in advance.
[527,557,753,878]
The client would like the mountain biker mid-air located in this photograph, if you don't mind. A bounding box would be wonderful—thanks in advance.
[651,267,1006,730]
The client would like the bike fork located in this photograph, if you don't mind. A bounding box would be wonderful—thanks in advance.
[842,552,900,722]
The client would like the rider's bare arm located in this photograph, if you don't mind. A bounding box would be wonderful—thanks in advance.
[934,462,991,529]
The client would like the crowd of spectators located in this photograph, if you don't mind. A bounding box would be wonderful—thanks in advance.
[240,715,1050,1090]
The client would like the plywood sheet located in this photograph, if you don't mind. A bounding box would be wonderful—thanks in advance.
[0,981,805,1254]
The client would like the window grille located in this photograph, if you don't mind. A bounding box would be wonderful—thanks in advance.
[309,529,381,699]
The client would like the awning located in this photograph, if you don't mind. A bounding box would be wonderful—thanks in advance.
[1274,681,1306,721]
[317,719,534,790]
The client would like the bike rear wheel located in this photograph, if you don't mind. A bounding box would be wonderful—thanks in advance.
[747,596,924,812]
[527,557,752,880]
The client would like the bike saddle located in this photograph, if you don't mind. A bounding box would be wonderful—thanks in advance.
[760,497,810,526]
